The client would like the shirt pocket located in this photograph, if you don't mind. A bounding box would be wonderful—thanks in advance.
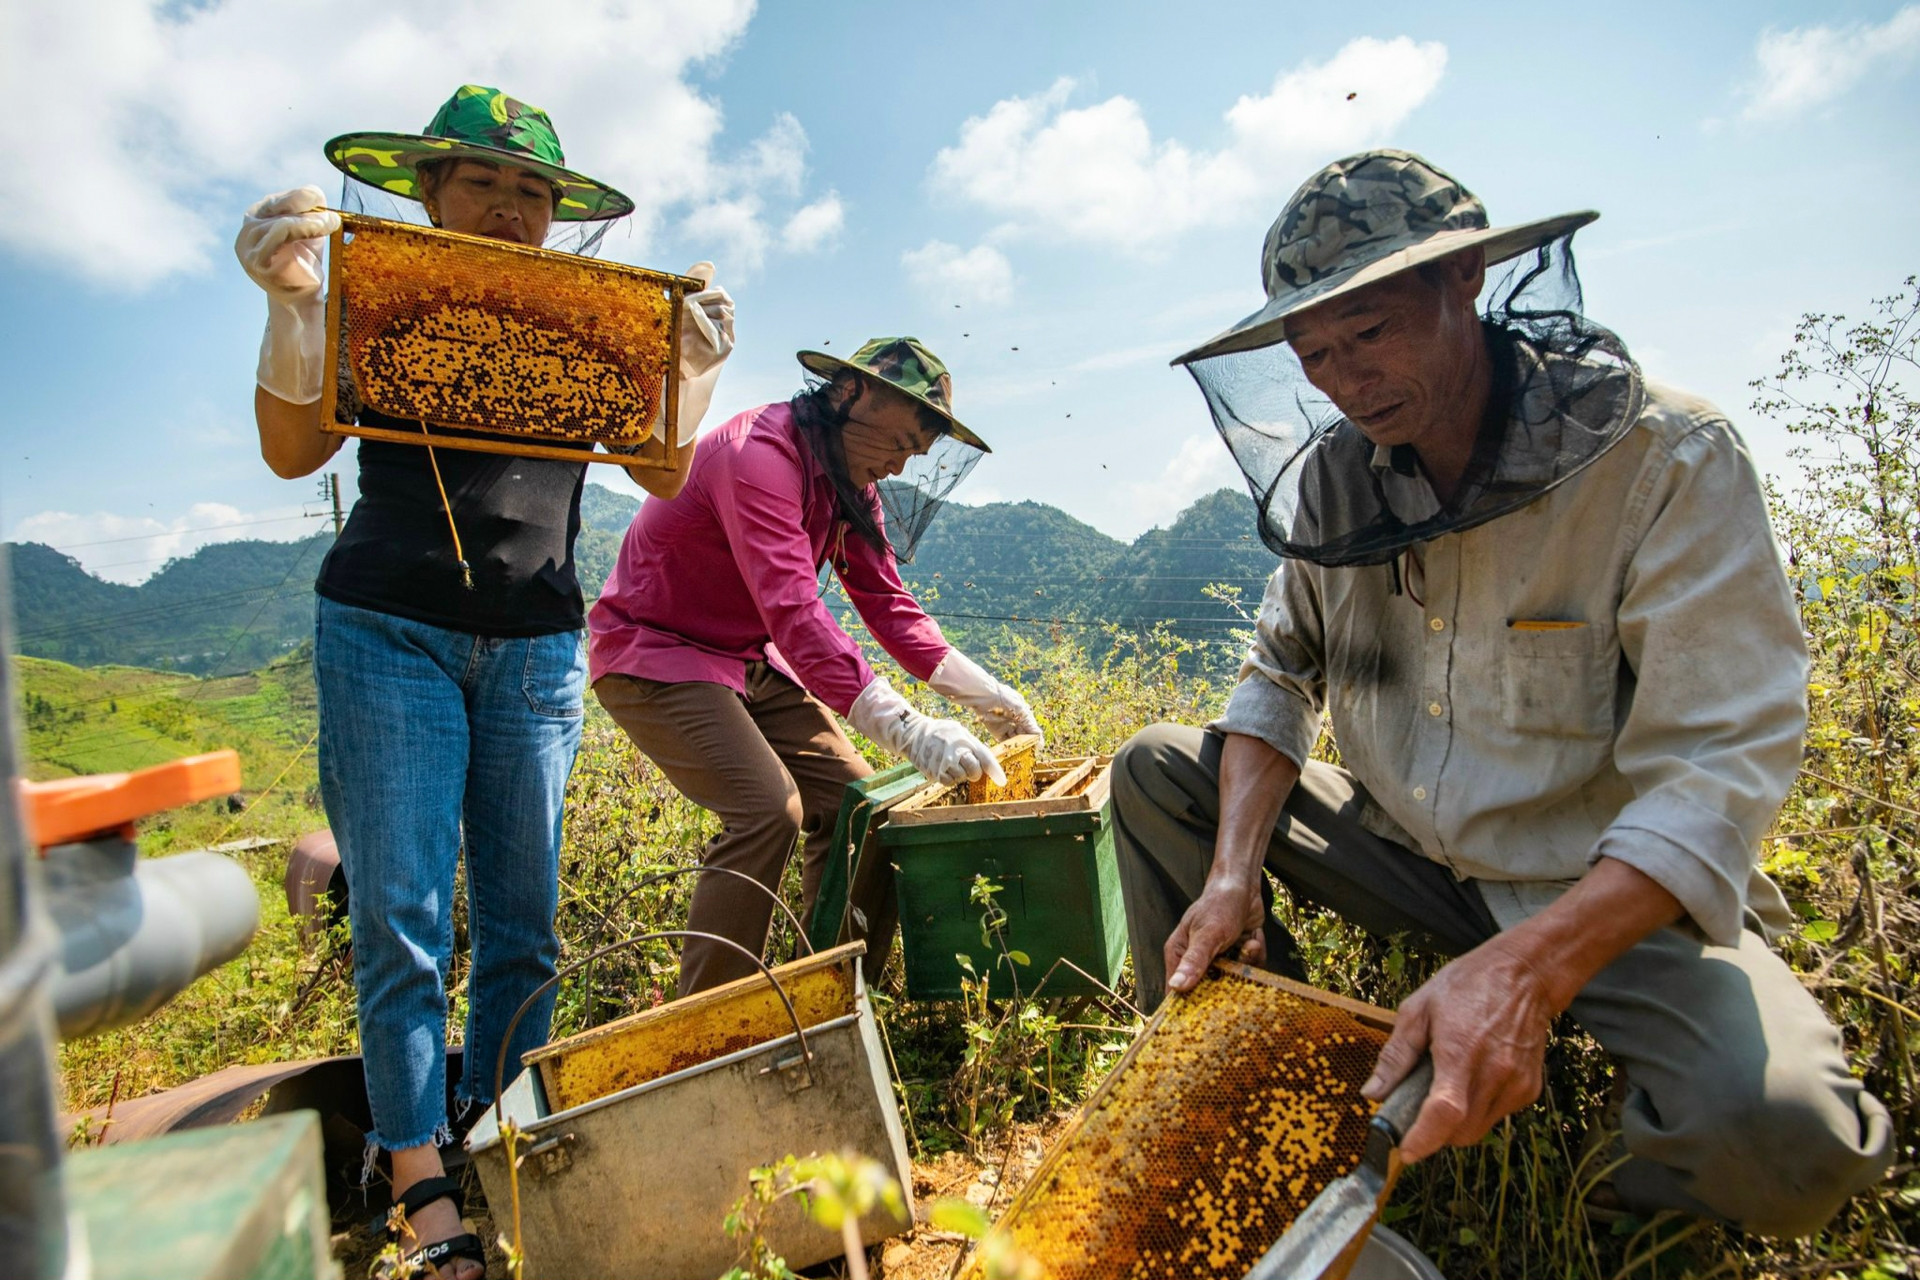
[1500,623,1613,739]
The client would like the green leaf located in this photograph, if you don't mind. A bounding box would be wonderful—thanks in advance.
[1804,919,1840,943]
[1007,949,1031,967]
[931,1198,992,1239]
[1457,1227,1479,1245]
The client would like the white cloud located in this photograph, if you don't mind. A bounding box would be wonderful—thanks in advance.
[781,192,845,253]
[0,0,839,287]
[1125,431,1241,530]
[1742,5,1920,120]
[10,503,325,584]
[929,36,1447,253]
[901,240,1015,306]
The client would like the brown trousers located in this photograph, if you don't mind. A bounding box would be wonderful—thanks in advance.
[593,664,873,994]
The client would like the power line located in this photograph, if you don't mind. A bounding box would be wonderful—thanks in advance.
[919,610,1251,629]
[28,513,332,553]
[16,584,316,643]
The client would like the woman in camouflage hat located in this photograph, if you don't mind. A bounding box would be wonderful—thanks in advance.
[232,85,734,1280]
[589,338,1040,996]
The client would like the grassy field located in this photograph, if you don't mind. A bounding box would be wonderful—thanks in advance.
[34,619,1919,1280]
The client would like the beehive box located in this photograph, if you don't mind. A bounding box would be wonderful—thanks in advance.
[962,963,1397,1280]
[885,748,1125,1000]
[468,942,913,1280]
[320,213,702,469]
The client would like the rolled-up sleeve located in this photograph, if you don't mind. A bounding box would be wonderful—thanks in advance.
[707,437,877,716]
[1212,521,1328,770]
[1593,418,1808,945]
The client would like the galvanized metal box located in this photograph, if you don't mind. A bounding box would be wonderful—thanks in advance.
[466,944,913,1280]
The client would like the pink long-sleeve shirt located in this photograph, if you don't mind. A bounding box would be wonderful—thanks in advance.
[587,401,951,715]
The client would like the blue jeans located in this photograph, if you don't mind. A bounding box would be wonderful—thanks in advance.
[315,597,586,1153]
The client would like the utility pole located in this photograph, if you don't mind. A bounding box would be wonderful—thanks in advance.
[328,473,343,537]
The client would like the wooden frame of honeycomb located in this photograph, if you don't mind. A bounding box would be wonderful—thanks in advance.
[961,963,1396,1280]
[320,213,704,469]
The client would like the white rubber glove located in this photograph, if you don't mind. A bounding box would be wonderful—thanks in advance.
[674,261,735,445]
[234,186,341,405]
[847,676,1006,788]
[929,649,1043,742]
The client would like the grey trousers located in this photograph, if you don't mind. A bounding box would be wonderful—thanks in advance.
[1111,724,1894,1238]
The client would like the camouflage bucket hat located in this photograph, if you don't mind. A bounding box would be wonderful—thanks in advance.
[324,84,634,223]
[1175,149,1596,364]
[796,337,989,451]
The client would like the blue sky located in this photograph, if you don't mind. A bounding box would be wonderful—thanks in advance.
[3,0,1917,582]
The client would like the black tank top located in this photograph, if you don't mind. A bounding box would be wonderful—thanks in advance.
[315,409,587,637]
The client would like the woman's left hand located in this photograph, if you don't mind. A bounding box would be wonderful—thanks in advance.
[679,261,735,377]
[929,649,1043,741]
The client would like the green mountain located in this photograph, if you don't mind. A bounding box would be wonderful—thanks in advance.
[9,534,332,676]
[6,483,1276,676]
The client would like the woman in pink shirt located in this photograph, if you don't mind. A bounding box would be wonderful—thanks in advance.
[589,337,1040,993]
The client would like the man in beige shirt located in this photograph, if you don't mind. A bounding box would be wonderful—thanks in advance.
[1114,149,1890,1236]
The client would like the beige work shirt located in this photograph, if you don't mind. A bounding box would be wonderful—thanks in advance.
[1215,381,1806,946]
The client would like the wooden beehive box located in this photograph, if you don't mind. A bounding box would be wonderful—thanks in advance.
[883,740,1124,1000]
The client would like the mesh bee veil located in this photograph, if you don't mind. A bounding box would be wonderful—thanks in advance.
[1176,150,1643,568]
[339,177,616,259]
[791,376,983,566]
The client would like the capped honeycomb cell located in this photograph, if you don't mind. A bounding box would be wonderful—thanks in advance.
[963,964,1391,1280]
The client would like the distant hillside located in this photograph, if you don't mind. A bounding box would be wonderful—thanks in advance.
[7,483,1275,675]
[10,534,333,676]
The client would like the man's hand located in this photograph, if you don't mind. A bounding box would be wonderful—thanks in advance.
[1165,878,1268,994]
[1364,857,1685,1162]
[1362,934,1557,1160]
[1162,732,1303,997]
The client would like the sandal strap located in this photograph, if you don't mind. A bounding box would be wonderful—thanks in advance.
[404,1231,486,1275]
[396,1174,467,1221]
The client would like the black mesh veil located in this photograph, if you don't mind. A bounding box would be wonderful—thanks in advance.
[1182,232,1642,567]
[338,177,615,257]
[790,375,983,566]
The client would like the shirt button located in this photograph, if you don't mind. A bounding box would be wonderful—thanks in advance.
[1428,702,1443,717]
[1413,786,1428,801]
[1428,617,1445,632]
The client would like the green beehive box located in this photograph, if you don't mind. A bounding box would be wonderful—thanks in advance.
[64,1110,339,1280]
[810,752,1121,997]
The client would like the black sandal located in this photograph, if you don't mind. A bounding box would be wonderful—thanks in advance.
[388,1175,487,1278]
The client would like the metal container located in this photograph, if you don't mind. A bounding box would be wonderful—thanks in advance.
[467,945,913,1280]
[1352,1225,1445,1280]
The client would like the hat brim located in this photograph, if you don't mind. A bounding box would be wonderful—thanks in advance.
[1172,211,1598,365]
[796,350,991,452]
[324,131,635,222]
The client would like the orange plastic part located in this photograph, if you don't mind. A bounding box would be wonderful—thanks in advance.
[19,751,242,850]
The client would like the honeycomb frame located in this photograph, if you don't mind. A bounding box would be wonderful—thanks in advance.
[963,962,1395,1279]
[319,213,702,469]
